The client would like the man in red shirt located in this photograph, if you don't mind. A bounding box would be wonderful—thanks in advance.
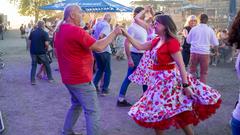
[54,5,122,135]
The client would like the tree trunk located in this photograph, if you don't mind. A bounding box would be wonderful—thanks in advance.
[35,10,39,23]
[34,0,39,23]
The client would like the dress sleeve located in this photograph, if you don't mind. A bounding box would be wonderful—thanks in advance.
[151,37,160,49]
[168,38,180,54]
[76,27,96,49]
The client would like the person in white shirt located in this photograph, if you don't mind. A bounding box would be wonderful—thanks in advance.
[117,7,148,107]
[187,14,219,83]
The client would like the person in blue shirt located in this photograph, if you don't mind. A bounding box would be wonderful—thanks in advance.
[28,20,54,85]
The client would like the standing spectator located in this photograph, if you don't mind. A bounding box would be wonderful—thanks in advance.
[117,7,148,107]
[29,21,54,85]
[54,5,121,135]
[115,24,126,60]
[20,24,25,38]
[180,15,197,67]
[0,23,4,40]
[218,29,229,63]
[92,13,112,96]
[187,14,219,83]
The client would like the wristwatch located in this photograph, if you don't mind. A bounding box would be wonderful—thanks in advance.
[182,83,189,88]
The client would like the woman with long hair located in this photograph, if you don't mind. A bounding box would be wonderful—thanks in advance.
[121,14,221,135]
[181,15,197,67]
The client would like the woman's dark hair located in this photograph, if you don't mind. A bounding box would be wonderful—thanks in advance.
[154,14,177,40]
[200,14,208,24]
[229,10,240,49]
[154,11,164,16]
[133,7,144,15]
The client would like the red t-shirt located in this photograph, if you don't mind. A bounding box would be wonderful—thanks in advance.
[54,24,96,85]
[152,37,180,65]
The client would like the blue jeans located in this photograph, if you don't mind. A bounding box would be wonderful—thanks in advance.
[63,83,100,135]
[93,52,111,91]
[0,31,3,40]
[30,54,53,81]
[119,52,147,98]
[231,116,240,135]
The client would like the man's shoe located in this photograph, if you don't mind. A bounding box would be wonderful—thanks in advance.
[71,132,83,135]
[31,80,36,85]
[101,90,109,96]
[48,79,55,83]
[117,100,132,107]
[62,131,82,135]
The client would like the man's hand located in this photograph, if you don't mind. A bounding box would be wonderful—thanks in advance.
[128,58,135,67]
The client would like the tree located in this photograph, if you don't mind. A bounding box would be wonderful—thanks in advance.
[9,0,58,23]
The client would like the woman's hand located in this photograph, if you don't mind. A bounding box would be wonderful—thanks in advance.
[128,58,135,67]
[121,28,128,37]
[114,27,123,35]
[144,5,151,12]
[183,87,195,97]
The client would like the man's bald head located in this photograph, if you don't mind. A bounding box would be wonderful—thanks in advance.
[63,4,83,26]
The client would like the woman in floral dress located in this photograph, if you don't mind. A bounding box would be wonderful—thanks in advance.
[121,14,222,135]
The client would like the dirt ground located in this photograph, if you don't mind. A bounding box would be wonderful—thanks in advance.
[0,30,238,135]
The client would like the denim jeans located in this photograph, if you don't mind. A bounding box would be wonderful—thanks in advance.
[93,52,111,91]
[63,83,100,135]
[30,54,53,81]
[231,116,240,135]
[119,52,148,98]
[0,31,3,40]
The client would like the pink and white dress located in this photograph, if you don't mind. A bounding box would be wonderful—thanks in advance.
[128,37,222,130]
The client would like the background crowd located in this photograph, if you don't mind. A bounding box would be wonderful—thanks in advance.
[13,4,240,135]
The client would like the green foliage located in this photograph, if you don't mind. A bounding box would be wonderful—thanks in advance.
[9,0,58,22]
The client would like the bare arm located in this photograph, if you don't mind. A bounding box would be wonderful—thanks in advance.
[124,39,135,67]
[98,33,106,40]
[90,28,120,52]
[134,9,149,31]
[171,51,194,96]
[124,39,132,60]
[171,51,188,83]
[149,6,155,16]
[122,29,151,50]
[182,29,188,38]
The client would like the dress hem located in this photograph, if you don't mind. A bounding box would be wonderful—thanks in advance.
[131,99,222,130]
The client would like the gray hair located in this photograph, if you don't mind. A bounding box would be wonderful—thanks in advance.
[37,20,45,28]
[54,4,81,33]
[63,4,81,20]
[103,13,111,22]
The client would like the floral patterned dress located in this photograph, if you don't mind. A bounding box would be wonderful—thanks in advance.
[128,37,222,130]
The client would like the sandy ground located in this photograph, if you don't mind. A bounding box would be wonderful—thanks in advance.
[0,30,239,135]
